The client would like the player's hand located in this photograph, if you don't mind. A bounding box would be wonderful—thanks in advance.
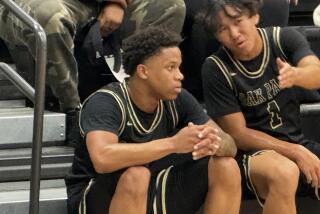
[293,144,320,188]
[170,122,204,154]
[277,57,299,89]
[98,3,124,37]
[191,124,221,160]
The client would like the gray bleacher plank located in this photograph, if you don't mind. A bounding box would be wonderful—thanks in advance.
[0,146,74,166]
[0,108,65,145]
[0,162,72,182]
[0,179,67,214]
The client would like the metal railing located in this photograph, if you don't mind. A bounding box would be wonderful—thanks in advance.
[0,1,47,214]
[0,63,35,102]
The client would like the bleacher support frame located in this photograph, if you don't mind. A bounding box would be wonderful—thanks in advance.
[0,1,47,214]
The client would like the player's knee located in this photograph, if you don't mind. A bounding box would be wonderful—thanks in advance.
[209,157,241,188]
[117,166,151,197]
[267,158,299,195]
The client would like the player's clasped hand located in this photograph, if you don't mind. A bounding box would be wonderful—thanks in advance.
[170,122,221,160]
[189,122,221,160]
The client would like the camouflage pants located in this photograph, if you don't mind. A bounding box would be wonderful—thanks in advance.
[0,0,185,111]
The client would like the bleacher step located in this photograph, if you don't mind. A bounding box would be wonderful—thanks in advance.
[0,107,65,146]
[0,179,67,214]
[0,162,72,182]
[0,146,73,182]
[0,146,74,166]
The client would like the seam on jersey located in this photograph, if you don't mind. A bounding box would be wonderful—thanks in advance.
[207,56,238,96]
[80,89,126,137]
[223,28,270,79]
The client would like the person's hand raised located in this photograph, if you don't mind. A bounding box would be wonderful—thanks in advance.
[98,3,124,37]
[277,57,299,89]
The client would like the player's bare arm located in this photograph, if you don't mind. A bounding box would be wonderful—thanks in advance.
[216,111,320,188]
[277,55,320,89]
[86,124,206,173]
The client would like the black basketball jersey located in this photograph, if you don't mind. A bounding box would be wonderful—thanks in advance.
[203,27,314,144]
[66,80,209,196]
[80,81,180,143]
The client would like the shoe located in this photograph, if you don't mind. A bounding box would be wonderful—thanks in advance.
[65,109,82,147]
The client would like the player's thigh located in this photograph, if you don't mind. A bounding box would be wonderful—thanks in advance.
[249,150,299,199]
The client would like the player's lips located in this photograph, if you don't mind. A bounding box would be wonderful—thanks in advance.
[174,86,182,93]
[236,40,245,47]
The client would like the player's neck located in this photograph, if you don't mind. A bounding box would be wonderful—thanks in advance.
[126,79,159,113]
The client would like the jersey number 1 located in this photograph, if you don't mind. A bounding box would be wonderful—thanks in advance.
[267,100,282,129]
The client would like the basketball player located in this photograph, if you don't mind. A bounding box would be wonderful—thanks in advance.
[200,0,320,213]
[65,26,241,214]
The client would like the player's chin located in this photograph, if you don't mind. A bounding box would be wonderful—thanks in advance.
[164,92,179,100]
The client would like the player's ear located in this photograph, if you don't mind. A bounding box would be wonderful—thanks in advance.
[136,64,148,79]
[253,14,260,25]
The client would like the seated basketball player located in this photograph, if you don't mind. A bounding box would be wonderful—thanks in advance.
[201,0,320,213]
[65,27,241,214]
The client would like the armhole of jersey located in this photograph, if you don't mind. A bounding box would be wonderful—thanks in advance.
[207,56,238,96]
[272,26,288,62]
[79,89,126,137]
[168,100,179,129]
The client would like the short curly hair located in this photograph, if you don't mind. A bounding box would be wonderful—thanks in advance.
[197,0,262,35]
[122,27,182,75]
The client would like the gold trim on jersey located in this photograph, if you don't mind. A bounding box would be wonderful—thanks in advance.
[79,89,126,136]
[152,166,173,214]
[223,28,270,79]
[207,55,237,96]
[153,169,166,214]
[161,166,173,214]
[272,26,287,62]
[79,178,94,214]
[120,82,164,135]
[169,101,178,129]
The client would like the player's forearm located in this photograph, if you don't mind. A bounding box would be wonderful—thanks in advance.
[206,120,237,157]
[295,64,320,89]
[233,127,298,158]
[93,138,175,173]
[215,132,237,157]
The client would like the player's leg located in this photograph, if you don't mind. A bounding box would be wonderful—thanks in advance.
[109,166,151,214]
[74,166,150,214]
[247,151,300,214]
[203,157,241,214]
[152,157,240,214]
